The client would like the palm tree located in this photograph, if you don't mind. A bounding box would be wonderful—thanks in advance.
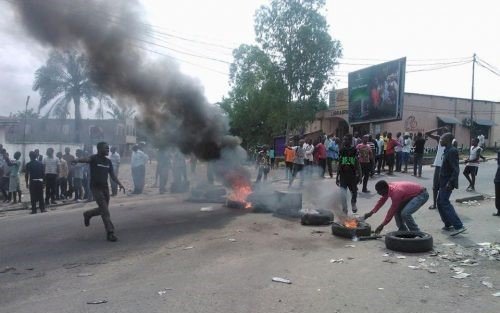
[106,102,136,121]
[33,50,100,142]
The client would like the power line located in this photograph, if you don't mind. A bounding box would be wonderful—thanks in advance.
[476,60,500,77]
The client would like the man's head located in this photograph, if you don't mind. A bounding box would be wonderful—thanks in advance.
[75,149,82,158]
[471,138,478,147]
[353,131,359,138]
[97,142,109,156]
[387,132,392,139]
[396,132,401,138]
[110,146,117,153]
[299,139,305,146]
[375,180,389,196]
[417,132,422,138]
[56,152,62,159]
[34,149,39,156]
[288,140,294,147]
[13,151,21,160]
[65,147,70,154]
[375,133,380,140]
[132,145,139,152]
[46,147,54,157]
[362,135,368,144]
[368,134,373,141]
[440,132,454,147]
[383,131,387,137]
[343,134,352,148]
[29,151,36,161]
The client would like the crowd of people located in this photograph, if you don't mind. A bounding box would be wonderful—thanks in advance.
[253,126,496,236]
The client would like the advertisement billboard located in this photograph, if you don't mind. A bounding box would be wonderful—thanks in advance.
[348,57,406,124]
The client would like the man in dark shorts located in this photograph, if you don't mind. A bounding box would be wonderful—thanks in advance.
[463,138,483,192]
[73,142,125,242]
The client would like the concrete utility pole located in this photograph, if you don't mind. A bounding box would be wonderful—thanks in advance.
[470,53,476,145]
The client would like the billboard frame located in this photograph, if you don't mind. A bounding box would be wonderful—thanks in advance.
[348,57,406,125]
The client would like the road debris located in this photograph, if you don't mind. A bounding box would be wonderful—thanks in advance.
[418,258,426,263]
[200,206,213,212]
[344,244,356,248]
[0,266,16,273]
[396,255,406,259]
[452,273,471,279]
[86,300,107,304]
[377,288,384,290]
[442,243,456,246]
[183,246,194,250]
[493,292,500,297]
[228,238,237,242]
[382,259,397,264]
[408,266,418,270]
[424,285,430,289]
[77,273,94,277]
[330,258,344,264]
[158,288,174,295]
[382,253,391,257]
[482,281,493,288]
[272,277,292,284]
[428,269,437,274]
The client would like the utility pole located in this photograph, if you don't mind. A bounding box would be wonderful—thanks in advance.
[470,53,476,146]
[22,95,30,168]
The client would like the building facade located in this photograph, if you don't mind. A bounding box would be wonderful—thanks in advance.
[307,89,499,148]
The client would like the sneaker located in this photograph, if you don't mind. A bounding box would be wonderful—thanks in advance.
[362,189,370,193]
[450,227,467,236]
[352,204,358,213]
[441,226,454,231]
[493,212,500,217]
[107,233,118,242]
[83,213,91,227]
[428,205,436,210]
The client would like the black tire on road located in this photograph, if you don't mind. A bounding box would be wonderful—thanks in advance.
[301,209,334,226]
[331,221,371,238]
[385,231,433,253]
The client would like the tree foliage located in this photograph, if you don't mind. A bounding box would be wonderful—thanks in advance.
[224,0,341,145]
[11,108,39,119]
[33,50,101,142]
[106,102,136,121]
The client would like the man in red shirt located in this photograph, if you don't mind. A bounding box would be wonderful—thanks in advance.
[363,180,429,234]
[385,132,400,175]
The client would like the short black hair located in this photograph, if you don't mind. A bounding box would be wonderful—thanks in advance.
[97,142,108,150]
[375,180,389,193]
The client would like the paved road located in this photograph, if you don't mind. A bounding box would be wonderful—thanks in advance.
[0,161,499,313]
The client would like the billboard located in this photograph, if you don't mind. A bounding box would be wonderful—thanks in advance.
[348,57,406,124]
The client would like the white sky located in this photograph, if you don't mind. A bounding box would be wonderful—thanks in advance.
[0,0,499,118]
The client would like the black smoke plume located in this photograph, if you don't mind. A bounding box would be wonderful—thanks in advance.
[11,0,241,162]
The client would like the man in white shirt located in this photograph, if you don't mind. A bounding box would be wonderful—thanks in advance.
[131,145,149,194]
[43,147,60,205]
[463,138,484,192]
[303,139,314,178]
[477,134,485,149]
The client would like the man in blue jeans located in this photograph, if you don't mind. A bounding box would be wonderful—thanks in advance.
[363,180,429,234]
[437,133,467,236]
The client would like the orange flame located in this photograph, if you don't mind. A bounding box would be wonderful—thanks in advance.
[343,218,358,229]
[228,182,252,209]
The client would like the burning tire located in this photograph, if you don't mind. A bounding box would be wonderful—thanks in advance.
[331,221,371,238]
[385,231,433,253]
[301,209,334,226]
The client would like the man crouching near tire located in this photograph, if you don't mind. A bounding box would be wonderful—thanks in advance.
[363,180,429,234]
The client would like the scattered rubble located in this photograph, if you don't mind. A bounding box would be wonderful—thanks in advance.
[481,281,493,288]
[330,259,344,264]
[0,266,16,273]
[158,288,174,295]
[272,277,292,284]
[86,300,107,304]
[77,273,94,277]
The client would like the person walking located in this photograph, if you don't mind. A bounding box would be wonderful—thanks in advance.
[157,148,171,194]
[284,141,295,180]
[1,151,11,202]
[109,146,121,196]
[402,133,412,173]
[437,133,467,236]
[73,149,84,201]
[356,135,373,193]
[255,146,271,183]
[385,133,400,175]
[426,126,449,210]
[375,133,384,175]
[395,132,403,172]
[56,152,68,200]
[412,132,426,177]
[288,139,305,188]
[463,138,483,192]
[336,134,361,214]
[326,135,339,179]
[62,147,75,198]
[363,180,429,233]
[494,150,500,217]
[303,139,314,178]
[25,151,45,213]
[8,151,22,203]
[368,134,377,177]
[315,139,327,178]
[43,147,59,205]
[131,145,149,194]
[268,147,275,169]
[74,142,125,242]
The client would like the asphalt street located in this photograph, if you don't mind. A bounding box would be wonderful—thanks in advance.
[0,161,499,313]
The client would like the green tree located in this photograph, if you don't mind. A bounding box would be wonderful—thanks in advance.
[221,45,288,148]
[254,0,342,135]
[33,51,100,142]
[11,108,39,119]
[106,102,136,121]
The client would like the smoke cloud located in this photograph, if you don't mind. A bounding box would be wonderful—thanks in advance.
[11,0,240,162]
